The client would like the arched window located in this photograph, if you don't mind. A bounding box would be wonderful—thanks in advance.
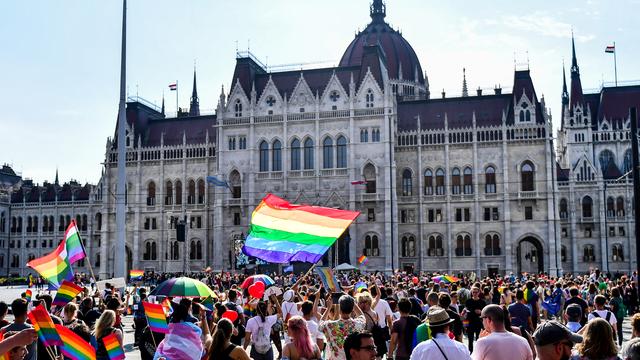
[290,139,301,171]
[456,234,472,256]
[27,216,32,233]
[559,198,568,219]
[171,242,180,260]
[424,169,433,195]
[272,140,282,171]
[151,242,157,260]
[583,244,595,262]
[147,181,156,206]
[95,253,100,267]
[606,197,615,217]
[485,166,496,193]
[323,137,334,169]
[612,244,624,262]
[484,234,501,255]
[561,245,567,262]
[81,215,87,231]
[41,216,48,233]
[190,241,196,260]
[234,99,242,117]
[364,163,376,193]
[623,149,632,173]
[463,167,473,194]
[582,196,593,218]
[598,150,616,174]
[175,180,182,205]
[427,235,444,256]
[65,215,70,228]
[402,169,413,196]
[95,213,102,231]
[617,197,625,217]
[144,242,151,260]
[187,179,196,204]
[197,179,205,204]
[519,110,525,122]
[229,170,242,199]
[521,161,535,191]
[364,234,379,256]
[49,215,54,232]
[58,215,64,231]
[304,138,314,169]
[165,181,173,205]
[525,110,531,122]
[259,141,269,172]
[336,136,347,168]
[401,235,416,257]
[451,168,461,194]
[360,129,368,143]
[33,217,39,233]
[365,89,374,108]
[435,169,445,195]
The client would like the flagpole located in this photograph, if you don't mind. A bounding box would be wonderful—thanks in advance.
[176,80,179,115]
[614,42,618,86]
[73,220,98,285]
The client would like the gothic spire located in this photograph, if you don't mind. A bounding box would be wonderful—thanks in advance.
[370,0,386,23]
[561,63,569,105]
[569,34,584,111]
[571,32,579,75]
[55,168,59,186]
[462,68,468,97]
[189,67,200,116]
[161,93,165,116]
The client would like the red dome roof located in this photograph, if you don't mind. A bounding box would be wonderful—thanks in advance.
[339,1,424,85]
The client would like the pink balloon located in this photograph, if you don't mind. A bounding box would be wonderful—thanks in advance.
[249,282,265,299]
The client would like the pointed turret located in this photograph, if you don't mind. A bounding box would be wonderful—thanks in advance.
[55,168,59,186]
[462,68,469,97]
[161,94,165,116]
[189,68,200,116]
[370,0,386,23]
[569,34,584,112]
[561,64,569,105]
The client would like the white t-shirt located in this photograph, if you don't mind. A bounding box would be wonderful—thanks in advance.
[281,301,300,321]
[246,314,278,342]
[373,299,393,328]
[588,309,617,326]
[472,331,532,360]
[306,319,324,341]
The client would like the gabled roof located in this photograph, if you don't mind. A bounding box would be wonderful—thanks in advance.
[602,160,623,180]
[584,85,640,130]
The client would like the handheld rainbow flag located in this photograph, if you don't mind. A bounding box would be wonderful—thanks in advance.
[64,220,86,264]
[315,267,341,292]
[523,287,535,304]
[55,324,96,360]
[129,270,144,281]
[102,333,125,360]
[201,296,215,312]
[161,298,173,315]
[143,302,169,334]
[354,281,368,293]
[52,280,83,307]
[26,239,74,290]
[243,194,360,263]
[357,255,368,266]
[28,304,62,347]
[24,289,32,303]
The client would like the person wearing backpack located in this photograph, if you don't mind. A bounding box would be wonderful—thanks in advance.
[610,287,627,346]
[244,297,282,360]
[587,295,618,343]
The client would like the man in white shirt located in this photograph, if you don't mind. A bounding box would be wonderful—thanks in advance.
[410,307,470,360]
[471,304,533,360]
[587,295,617,339]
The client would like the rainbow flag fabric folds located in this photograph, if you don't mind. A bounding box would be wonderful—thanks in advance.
[357,255,368,265]
[129,270,144,281]
[55,324,96,360]
[161,298,173,316]
[65,220,86,264]
[24,290,32,303]
[143,302,169,334]
[315,267,341,292]
[53,280,83,307]
[28,305,62,347]
[102,333,125,360]
[26,239,74,290]
[243,194,360,263]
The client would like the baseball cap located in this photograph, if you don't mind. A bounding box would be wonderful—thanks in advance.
[533,321,583,346]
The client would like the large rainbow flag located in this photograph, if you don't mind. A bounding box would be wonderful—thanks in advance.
[28,305,62,347]
[65,220,86,264]
[242,194,360,263]
[27,239,74,289]
[55,324,96,360]
[52,280,83,307]
[143,302,169,334]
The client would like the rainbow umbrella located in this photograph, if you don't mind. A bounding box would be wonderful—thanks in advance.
[431,275,460,284]
[241,274,275,289]
[354,281,368,292]
[150,277,217,298]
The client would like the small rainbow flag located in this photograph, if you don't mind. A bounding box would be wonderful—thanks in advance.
[65,220,86,264]
[354,281,368,293]
[129,270,144,281]
[161,298,173,316]
[55,324,96,360]
[26,239,74,289]
[28,274,34,288]
[28,304,62,347]
[53,280,83,307]
[143,302,169,334]
[357,255,368,265]
[524,288,535,304]
[24,289,32,303]
[201,296,215,312]
[315,267,340,292]
[102,333,125,360]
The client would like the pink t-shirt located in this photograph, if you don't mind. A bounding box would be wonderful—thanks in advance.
[471,331,532,360]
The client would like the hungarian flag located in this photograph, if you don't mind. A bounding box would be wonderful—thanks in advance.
[168,83,177,91]
[350,180,367,185]
[605,45,615,53]
[65,220,86,264]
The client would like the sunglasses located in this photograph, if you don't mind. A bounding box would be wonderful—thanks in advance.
[357,345,377,352]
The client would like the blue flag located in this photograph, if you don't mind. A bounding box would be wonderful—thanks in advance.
[206,176,228,187]
[283,265,293,273]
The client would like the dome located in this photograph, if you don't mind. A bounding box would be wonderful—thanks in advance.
[339,0,425,85]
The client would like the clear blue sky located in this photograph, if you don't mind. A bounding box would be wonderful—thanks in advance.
[2,0,638,184]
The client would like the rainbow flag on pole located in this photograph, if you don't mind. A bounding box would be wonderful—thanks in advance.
[143,302,169,334]
[24,289,32,303]
[129,270,144,281]
[53,280,83,307]
[28,304,62,347]
[315,267,341,292]
[65,220,86,264]
[27,239,74,289]
[357,255,368,266]
[55,324,96,360]
[102,333,125,360]
[243,194,360,263]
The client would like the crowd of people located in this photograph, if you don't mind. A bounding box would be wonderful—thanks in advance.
[1,268,640,360]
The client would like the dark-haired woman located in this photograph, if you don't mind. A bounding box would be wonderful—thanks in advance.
[243,296,282,360]
[209,318,251,360]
